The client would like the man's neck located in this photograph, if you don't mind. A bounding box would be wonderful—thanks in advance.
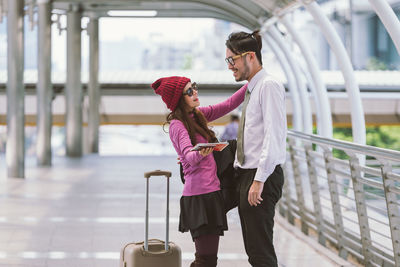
[247,65,263,82]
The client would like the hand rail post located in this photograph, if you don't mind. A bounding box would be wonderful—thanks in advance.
[381,161,400,266]
[323,147,348,259]
[305,144,326,246]
[348,153,373,265]
[288,138,309,234]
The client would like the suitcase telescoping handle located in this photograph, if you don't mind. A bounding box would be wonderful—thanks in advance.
[143,170,172,252]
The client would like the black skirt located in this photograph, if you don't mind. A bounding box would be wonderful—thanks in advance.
[179,190,228,240]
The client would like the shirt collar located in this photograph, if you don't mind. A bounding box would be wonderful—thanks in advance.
[247,68,266,93]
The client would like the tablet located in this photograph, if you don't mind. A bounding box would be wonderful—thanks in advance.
[190,142,229,152]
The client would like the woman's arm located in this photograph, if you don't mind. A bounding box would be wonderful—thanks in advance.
[169,120,204,166]
[199,83,247,122]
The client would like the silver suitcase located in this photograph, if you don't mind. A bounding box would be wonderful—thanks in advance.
[119,170,182,267]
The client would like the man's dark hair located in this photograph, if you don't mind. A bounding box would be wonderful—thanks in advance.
[226,30,263,65]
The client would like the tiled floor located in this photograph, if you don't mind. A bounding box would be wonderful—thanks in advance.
[0,155,353,267]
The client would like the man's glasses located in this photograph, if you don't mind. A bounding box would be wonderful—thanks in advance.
[182,83,198,97]
[225,51,253,66]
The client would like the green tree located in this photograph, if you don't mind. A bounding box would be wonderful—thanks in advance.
[332,126,400,159]
[366,57,387,70]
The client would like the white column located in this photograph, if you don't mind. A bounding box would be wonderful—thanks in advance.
[268,26,313,134]
[304,1,366,145]
[369,0,400,56]
[6,0,24,178]
[87,16,100,153]
[280,15,333,138]
[37,0,52,165]
[298,59,323,136]
[264,34,303,131]
[66,4,83,157]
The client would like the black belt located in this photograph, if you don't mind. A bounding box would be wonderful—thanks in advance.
[236,165,281,173]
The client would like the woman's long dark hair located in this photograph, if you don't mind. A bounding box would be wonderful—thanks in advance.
[165,97,217,145]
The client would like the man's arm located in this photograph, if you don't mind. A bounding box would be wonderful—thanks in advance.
[248,80,286,206]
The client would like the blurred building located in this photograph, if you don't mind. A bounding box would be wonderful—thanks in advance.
[298,0,400,70]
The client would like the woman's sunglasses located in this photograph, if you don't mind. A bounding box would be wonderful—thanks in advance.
[182,83,198,97]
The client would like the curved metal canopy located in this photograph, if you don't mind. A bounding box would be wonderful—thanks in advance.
[51,0,299,29]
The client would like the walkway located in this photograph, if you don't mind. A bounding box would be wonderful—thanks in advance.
[0,155,353,267]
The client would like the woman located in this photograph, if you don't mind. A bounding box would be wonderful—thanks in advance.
[152,76,247,267]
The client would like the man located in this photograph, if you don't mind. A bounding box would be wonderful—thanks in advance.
[225,30,287,267]
[220,114,240,141]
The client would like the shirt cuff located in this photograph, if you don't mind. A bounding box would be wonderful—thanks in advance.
[253,166,275,183]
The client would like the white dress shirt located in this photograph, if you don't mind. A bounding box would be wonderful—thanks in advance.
[234,68,287,183]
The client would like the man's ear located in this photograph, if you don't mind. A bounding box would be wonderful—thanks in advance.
[248,53,256,65]
[250,52,256,62]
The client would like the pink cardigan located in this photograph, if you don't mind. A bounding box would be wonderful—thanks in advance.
[169,84,247,196]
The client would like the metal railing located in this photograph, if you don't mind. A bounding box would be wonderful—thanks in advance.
[281,130,400,267]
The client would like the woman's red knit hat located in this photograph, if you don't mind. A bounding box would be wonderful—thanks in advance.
[151,76,191,111]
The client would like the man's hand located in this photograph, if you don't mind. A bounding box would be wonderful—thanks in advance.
[248,180,264,206]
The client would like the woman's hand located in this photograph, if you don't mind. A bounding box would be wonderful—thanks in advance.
[199,147,214,157]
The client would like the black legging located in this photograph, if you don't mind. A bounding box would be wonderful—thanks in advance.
[194,234,220,255]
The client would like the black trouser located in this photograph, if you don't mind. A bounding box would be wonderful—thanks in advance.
[236,165,284,267]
